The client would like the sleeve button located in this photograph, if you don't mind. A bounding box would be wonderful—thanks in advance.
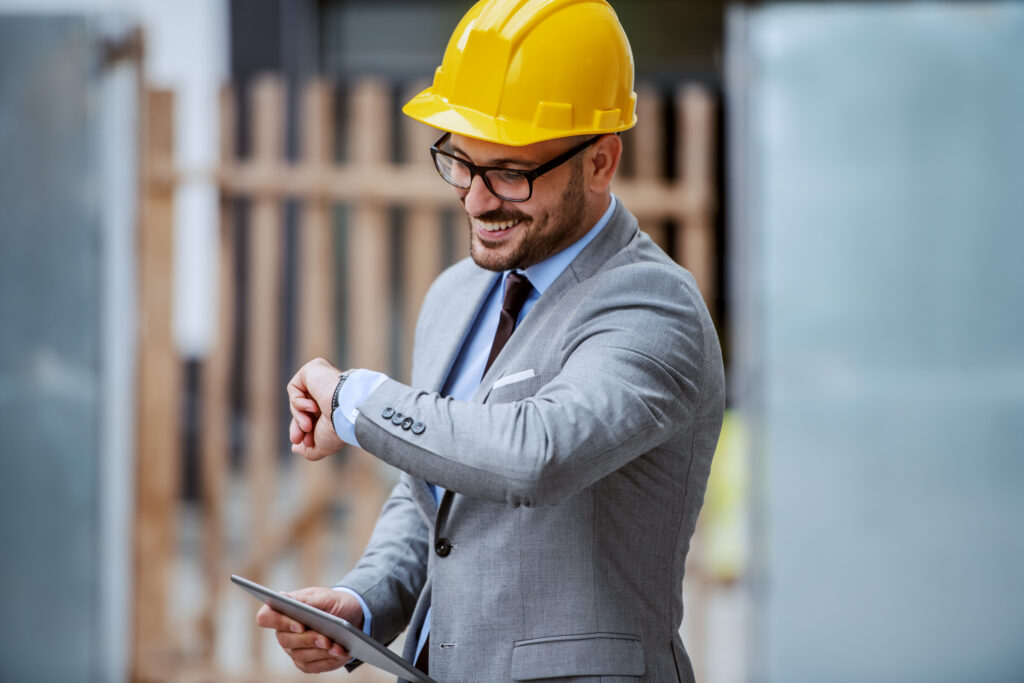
[411,422,426,435]
[381,407,395,419]
[401,416,414,430]
[391,412,405,425]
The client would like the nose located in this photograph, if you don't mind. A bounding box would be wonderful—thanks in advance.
[462,174,503,216]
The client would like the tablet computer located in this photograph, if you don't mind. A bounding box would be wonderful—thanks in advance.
[231,574,436,683]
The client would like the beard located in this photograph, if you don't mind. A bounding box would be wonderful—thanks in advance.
[467,159,587,272]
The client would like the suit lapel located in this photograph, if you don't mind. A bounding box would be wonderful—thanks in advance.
[476,202,640,394]
[412,262,498,521]
[409,475,439,522]
[416,205,639,511]
[558,200,639,293]
[418,263,500,394]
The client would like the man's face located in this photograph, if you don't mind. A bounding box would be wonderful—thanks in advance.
[448,134,589,272]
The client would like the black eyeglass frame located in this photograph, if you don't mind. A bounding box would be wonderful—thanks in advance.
[429,131,603,202]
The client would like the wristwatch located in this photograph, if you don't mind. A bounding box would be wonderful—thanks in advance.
[330,371,350,425]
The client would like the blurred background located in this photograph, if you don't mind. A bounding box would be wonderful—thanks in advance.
[1,1,1022,682]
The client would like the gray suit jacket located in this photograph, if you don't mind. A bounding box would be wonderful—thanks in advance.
[340,202,725,682]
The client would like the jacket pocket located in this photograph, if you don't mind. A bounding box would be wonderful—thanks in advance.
[485,373,546,404]
[510,632,644,680]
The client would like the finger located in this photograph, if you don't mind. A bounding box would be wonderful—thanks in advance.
[291,650,348,674]
[287,394,319,423]
[289,418,306,445]
[281,637,349,661]
[294,396,320,415]
[276,630,338,652]
[293,409,313,433]
[286,374,308,402]
[286,646,337,664]
[292,442,326,462]
[287,404,307,434]
[288,398,315,433]
[256,604,305,634]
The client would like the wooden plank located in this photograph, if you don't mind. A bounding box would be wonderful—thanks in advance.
[347,78,391,374]
[202,165,691,219]
[674,85,716,683]
[400,81,445,383]
[608,178,700,219]
[631,83,669,250]
[244,74,286,661]
[133,87,183,675]
[450,205,471,265]
[195,84,238,664]
[632,83,663,181]
[297,79,337,587]
[676,85,717,306]
[213,163,459,205]
[683,523,709,683]
[343,78,392,556]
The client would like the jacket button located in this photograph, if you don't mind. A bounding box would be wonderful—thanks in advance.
[391,412,405,425]
[381,407,395,419]
[435,538,452,557]
[401,416,414,430]
[411,422,426,435]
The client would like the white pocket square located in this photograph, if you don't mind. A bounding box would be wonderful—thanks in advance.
[492,368,536,389]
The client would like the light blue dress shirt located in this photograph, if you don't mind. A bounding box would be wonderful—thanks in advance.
[331,196,618,660]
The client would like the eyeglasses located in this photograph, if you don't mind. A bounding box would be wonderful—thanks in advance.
[429,132,602,202]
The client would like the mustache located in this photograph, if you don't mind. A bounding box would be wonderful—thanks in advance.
[469,208,530,224]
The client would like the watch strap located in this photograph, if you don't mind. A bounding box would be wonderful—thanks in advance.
[330,371,349,424]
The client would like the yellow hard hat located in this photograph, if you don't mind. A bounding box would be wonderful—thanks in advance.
[403,0,637,146]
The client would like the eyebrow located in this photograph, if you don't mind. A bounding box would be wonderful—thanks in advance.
[449,142,534,168]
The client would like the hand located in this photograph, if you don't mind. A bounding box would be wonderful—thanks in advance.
[287,357,347,461]
[255,586,365,674]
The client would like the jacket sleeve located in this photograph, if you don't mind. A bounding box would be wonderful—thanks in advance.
[353,263,724,507]
[334,474,430,646]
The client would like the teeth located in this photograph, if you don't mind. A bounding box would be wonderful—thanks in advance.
[476,218,518,232]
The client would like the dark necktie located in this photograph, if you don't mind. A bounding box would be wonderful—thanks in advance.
[484,271,533,374]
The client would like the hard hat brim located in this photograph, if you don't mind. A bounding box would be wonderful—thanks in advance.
[402,87,635,147]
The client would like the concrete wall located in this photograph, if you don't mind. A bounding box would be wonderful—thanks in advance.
[728,4,1024,681]
[0,2,225,679]
[0,15,137,681]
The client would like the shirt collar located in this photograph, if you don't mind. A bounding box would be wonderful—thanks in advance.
[512,194,617,295]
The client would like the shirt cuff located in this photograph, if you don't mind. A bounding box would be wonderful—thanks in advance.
[332,586,373,636]
[331,369,388,448]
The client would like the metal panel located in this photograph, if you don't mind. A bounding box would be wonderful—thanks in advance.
[0,15,136,682]
[728,4,1024,682]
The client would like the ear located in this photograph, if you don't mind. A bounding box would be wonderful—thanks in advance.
[584,134,623,194]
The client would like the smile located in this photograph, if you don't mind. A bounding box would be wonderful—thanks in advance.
[475,217,522,233]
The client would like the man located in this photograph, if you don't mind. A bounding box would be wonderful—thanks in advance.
[256,1,724,680]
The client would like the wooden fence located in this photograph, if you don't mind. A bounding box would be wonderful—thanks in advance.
[133,75,717,681]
